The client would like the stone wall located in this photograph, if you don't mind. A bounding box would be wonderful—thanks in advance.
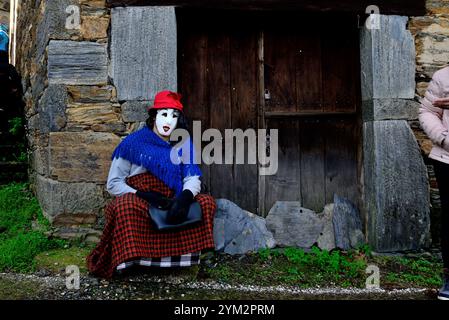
[409,0,449,247]
[15,2,178,241]
[16,0,123,241]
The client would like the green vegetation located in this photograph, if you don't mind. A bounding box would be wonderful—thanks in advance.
[7,117,27,163]
[202,246,443,289]
[34,247,93,274]
[204,246,367,288]
[373,255,442,288]
[0,183,66,272]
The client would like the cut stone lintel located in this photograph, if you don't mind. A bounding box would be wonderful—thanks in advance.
[106,0,427,16]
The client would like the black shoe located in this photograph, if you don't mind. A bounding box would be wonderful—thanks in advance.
[438,271,449,301]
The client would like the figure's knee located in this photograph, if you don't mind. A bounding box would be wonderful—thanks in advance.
[114,192,147,211]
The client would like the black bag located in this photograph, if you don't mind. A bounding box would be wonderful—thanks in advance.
[148,201,203,231]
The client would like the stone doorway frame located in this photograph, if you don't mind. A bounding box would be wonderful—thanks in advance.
[110,7,430,252]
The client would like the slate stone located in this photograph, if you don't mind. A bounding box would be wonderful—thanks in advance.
[48,132,121,183]
[48,40,108,85]
[332,196,364,250]
[111,6,177,101]
[363,120,431,251]
[121,101,151,122]
[265,201,323,248]
[362,98,420,121]
[317,204,336,251]
[214,199,276,254]
[37,85,68,133]
[360,15,416,100]
[36,175,105,223]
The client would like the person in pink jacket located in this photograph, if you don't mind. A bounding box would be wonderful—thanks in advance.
[419,65,449,300]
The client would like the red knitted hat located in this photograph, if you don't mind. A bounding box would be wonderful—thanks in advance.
[150,90,184,112]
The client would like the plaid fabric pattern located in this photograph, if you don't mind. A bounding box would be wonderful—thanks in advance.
[116,251,200,271]
[87,172,216,278]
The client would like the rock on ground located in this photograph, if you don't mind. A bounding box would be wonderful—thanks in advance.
[265,201,323,248]
[214,199,276,255]
[332,195,365,250]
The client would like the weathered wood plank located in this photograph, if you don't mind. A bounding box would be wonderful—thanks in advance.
[324,118,359,205]
[264,119,301,212]
[322,16,358,113]
[264,30,296,112]
[207,31,234,200]
[230,28,259,213]
[177,14,211,192]
[299,119,325,211]
[296,27,322,113]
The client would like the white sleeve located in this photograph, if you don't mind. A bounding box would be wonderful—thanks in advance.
[106,157,138,196]
[182,175,201,197]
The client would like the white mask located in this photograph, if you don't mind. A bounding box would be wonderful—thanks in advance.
[154,108,179,138]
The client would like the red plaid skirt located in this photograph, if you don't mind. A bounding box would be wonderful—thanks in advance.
[87,172,216,278]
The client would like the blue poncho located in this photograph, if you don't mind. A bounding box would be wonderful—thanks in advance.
[111,126,202,196]
[0,25,9,52]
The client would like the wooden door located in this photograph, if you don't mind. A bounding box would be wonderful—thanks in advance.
[178,9,361,215]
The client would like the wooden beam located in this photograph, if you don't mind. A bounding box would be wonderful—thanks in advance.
[106,0,426,16]
[264,111,358,118]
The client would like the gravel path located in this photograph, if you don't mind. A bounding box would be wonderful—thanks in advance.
[0,272,439,300]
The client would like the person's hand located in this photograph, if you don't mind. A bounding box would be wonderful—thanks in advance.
[433,97,449,109]
[166,190,194,224]
[136,190,172,210]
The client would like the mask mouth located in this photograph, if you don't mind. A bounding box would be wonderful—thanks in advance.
[163,125,171,132]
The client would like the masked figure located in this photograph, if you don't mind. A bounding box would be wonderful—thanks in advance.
[87,91,216,278]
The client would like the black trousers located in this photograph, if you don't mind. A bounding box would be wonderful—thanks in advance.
[431,159,449,269]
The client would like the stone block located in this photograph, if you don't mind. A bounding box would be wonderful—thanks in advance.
[66,102,120,126]
[266,201,323,248]
[362,99,420,121]
[121,101,151,122]
[214,199,276,254]
[363,120,431,251]
[49,132,121,182]
[360,15,416,100]
[81,15,109,39]
[332,195,365,250]
[317,203,336,251]
[111,6,177,101]
[36,175,105,223]
[67,85,115,103]
[36,85,68,133]
[48,40,108,85]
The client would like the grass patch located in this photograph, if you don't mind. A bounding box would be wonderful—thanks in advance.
[203,247,368,288]
[0,183,67,272]
[34,247,93,274]
[372,255,442,288]
[201,247,443,289]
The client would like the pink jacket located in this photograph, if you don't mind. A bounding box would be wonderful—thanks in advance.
[419,66,449,164]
